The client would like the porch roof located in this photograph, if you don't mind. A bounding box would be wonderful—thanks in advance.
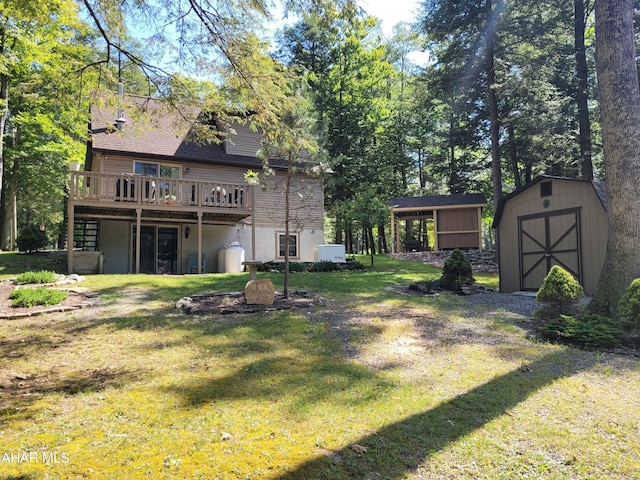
[389,193,487,219]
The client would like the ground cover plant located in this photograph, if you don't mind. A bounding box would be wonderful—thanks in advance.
[8,286,68,308]
[13,270,58,285]
[0,254,638,479]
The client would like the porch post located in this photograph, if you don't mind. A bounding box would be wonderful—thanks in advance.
[390,210,396,254]
[197,211,203,273]
[433,208,439,251]
[135,208,142,274]
[251,185,256,260]
[67,197,74,274]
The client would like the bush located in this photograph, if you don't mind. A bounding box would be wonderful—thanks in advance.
[14,270,58,285]
[538,313,624,349]
[440,249,474,292]
[309,261,340,272]
[17,225,49,253]
[618,278,640,330]
[342,260,365,271]
[9,287,68,308]
[536,265,583,316]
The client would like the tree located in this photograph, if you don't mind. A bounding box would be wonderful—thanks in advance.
[257,79,320,299]
[590,0,640,316]
[0,0,91,249]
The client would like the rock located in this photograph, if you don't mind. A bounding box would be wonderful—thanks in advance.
[244,279,275,305]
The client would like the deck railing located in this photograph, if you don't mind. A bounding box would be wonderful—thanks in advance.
[70,172,252,210]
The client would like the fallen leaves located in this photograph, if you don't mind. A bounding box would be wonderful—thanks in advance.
[351,444,367,454]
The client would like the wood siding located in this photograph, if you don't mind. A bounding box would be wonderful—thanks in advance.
[497,179,607,294]
[436,208,482,250]
[224,123,262,157]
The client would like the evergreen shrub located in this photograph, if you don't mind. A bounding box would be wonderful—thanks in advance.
[309,261,339,272]
[538,313,624,349]
[17,225,48,253]
[440,248,474,292]
[618,278,640,330]
[536,265,583,317]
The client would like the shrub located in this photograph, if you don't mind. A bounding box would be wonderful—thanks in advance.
[538,313,624,349]
[341,260,365,271]
[14,270,58,285]
[440,248,474,292]
[9,287,68,308]
[618,278,640,330]
[17,224,49,253]
[536,265,583,315]
[309,261,339,272]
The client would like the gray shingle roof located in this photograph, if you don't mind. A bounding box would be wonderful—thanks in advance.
[89,96,279,169]
[389,193,487,210]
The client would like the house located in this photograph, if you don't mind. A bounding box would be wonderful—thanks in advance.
[389,194,487,252]
[493,175,608,294]
[67,96,325,274]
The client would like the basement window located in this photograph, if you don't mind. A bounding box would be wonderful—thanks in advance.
[276,233,299,259]
[540,181,552,197]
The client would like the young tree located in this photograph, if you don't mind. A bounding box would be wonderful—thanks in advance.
[257,80,320,299]
[590,0,640,316]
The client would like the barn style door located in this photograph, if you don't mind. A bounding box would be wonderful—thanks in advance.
[518,208,582,291]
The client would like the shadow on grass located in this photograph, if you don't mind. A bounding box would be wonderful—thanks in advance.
[273,350,596,479]
[0,367,144,425]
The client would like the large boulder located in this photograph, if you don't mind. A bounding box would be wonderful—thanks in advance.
[244,279,275,305]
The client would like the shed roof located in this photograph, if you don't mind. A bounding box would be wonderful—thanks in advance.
[88,95,285,170]
[492,175,607,228]
[389,193,487,212]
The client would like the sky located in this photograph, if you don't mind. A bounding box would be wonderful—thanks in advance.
[356,0,421,37]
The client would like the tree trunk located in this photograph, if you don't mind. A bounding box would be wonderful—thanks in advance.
[507,123,521,189]
[486,0,502,209]
[0,71,8,248]
[575,0,593,180]
[590,0,640,316]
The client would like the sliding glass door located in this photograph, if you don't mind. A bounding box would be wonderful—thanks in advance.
[132,225,179,274]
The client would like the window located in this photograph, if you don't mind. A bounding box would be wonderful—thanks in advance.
[277,233,299,259]
[134,161,180,179]
[540,181,552,197]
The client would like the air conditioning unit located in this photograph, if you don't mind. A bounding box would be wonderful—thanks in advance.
[314,244,346,263]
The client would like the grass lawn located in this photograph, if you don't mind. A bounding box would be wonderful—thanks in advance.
[0,254,638,479]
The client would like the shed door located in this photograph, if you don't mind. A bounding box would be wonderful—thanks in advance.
[518,208,582,291]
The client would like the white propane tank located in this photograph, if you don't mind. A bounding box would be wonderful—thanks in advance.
[224,241,245,273]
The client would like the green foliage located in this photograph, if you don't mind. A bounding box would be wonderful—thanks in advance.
[440,249,474,292]
[536,265,584,315]
[9,286,67,308]
[309,261,340,272]
[17,225,49,253]
[618,278,640,330]
[14,270,57,285]
[256,260,364,273]
[342,260,365,271]
[538,313,624,349]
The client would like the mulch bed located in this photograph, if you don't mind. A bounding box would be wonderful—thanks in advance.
[176,289,323,314]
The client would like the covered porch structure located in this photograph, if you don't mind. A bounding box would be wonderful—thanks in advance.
[389,194,487,253]
[67,171,256,274]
